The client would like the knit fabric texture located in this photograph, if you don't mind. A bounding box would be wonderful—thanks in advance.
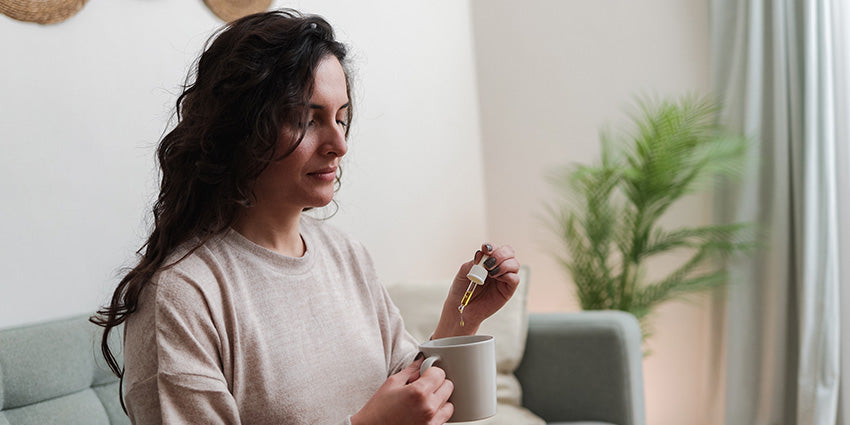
[123,216,418,424]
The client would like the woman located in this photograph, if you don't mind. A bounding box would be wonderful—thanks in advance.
[92,9,519,425]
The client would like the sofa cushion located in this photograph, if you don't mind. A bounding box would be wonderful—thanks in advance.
[1,390,112,425]
[0,318,98,410]
[0,316,128,425]
[386,266,543,425]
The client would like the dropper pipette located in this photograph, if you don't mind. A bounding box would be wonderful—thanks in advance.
[457,255,489,326]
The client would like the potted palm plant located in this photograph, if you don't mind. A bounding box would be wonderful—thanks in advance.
[547,94,754,341]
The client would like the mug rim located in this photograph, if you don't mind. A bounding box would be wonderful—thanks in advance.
[420,334,493,348]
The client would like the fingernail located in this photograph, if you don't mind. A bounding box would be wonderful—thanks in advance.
[414,352,424,361]
[485,243,493,253]
[488,265,500,276]
[484,257,497,269]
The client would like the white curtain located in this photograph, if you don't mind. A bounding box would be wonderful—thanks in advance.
[710,0,850,424]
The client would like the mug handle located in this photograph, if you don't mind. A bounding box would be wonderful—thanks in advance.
[420,355,441,375]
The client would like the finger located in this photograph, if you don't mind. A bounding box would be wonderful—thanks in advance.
[487,257,520,279]
[495,271,520,298]
[482,246,518,277]
[405,356,425,384]
[481,242,494,255]
[414,365,446,392]
[473,242,495,265]
[433,401,454,425]
[434,377,454,399]
[485,244,516,266]
[395,357,424,384]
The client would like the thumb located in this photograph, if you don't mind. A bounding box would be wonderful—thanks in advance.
[398,354,425,384]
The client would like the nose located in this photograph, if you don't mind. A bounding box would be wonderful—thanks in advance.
[322,124,348,157]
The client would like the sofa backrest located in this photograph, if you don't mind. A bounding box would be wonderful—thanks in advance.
[0,315,128,425]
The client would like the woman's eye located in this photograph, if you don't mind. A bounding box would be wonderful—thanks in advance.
[336,120,348,128]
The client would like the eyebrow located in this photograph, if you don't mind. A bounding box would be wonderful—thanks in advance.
[309,102,350,112]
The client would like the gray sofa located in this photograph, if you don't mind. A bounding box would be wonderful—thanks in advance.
[0,311,644,425]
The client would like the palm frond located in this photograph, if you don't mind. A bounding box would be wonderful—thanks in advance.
[545,94,756,348]
[641,223,753,258]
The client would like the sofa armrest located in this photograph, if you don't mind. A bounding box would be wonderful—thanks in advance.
[515,311,645,425]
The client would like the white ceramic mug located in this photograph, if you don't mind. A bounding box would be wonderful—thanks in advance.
[419,335,497,423]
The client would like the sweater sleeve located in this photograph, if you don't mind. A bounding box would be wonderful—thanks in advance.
[344,237,420,376]
[123,268,241,425]
[376,277,420,375]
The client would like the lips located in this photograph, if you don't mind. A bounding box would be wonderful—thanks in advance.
[307,166,337,181]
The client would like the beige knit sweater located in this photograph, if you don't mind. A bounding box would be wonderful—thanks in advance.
[123,216,420,424]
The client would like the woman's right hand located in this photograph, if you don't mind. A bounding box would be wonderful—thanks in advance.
[350,358,454,425]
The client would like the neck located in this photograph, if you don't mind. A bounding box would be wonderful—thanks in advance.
[232,206,305,257]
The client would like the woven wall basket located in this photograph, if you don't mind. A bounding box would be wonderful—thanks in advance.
[0,0,88,24]
[204,0,272,22]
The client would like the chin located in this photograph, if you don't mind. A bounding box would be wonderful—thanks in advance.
[309,195,336,209]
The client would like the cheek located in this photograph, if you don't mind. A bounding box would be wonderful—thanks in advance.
[255,161,294,190]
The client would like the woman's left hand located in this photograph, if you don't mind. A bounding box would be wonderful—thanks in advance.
[432,243,520,338]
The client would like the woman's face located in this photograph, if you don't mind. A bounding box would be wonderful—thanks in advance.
[251,55,350,215]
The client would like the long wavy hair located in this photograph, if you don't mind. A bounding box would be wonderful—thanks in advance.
[90,9,352,403]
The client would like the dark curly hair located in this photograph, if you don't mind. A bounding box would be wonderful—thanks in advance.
[90,9,351,407]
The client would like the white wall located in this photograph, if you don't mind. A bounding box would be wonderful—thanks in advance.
[470,1,720,424]
[297,1,488,285]
[0,0,486,328]
[1,1,723,423]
